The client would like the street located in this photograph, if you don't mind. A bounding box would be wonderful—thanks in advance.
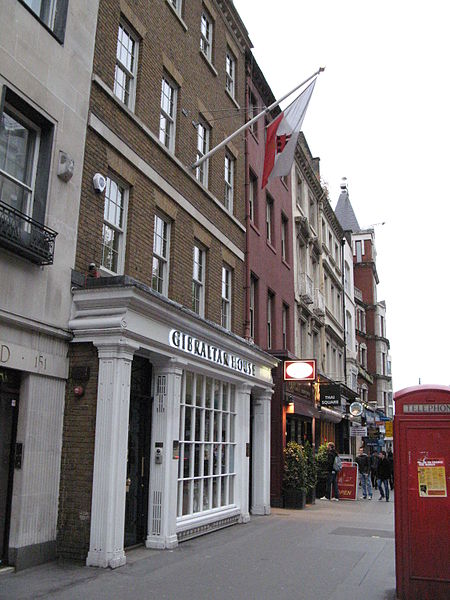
[0,493,395,600]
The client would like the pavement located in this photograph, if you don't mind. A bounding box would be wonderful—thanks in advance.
[0,491,396,600]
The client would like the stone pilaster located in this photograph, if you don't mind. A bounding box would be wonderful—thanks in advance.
[236,383,252,523]
[251,389,272,515]
[146,359,184,549]
[86,340,138,568]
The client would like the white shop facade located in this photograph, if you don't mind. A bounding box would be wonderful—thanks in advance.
[68,279,276,568]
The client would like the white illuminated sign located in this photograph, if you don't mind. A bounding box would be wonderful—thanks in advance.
[169,329,256,376]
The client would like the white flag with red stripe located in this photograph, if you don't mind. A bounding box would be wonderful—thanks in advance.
[262,79,316,188]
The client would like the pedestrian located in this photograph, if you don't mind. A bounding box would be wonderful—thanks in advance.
[320,442,340,501]
[370,450,379,489]
[377,450,391,501]
[387,450,394,490]
[355,446,372,499]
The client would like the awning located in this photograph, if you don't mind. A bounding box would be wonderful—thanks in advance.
[319,406,343,423]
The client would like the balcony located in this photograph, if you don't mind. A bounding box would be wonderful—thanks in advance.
[0,201,57,265]
[313,288,325,316]
[298,272,314,304]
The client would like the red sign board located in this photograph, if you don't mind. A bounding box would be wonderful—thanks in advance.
[284,360,316,381]
[337,463,358,501]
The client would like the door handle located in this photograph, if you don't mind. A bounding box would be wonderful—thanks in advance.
[126,477,131,492]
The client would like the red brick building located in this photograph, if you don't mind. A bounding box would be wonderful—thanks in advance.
[244,55,300,507]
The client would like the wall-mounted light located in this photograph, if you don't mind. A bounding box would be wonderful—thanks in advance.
[73,385,84,398]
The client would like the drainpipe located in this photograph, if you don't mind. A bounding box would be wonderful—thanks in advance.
[244,62,251,341]
[341,236,347,384]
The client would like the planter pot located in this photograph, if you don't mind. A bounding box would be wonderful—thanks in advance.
[283,488,306,509]
[306,487,316,505]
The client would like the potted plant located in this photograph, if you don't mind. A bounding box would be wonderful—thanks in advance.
[304,441,317,504]
[315,443,329,499]
[282,441,306,509]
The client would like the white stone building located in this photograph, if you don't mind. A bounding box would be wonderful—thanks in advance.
[0,0,98,569]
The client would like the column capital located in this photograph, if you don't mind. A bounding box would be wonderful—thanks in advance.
[152,356,188,376]
[252,387,273,405]
[94,337,140,360]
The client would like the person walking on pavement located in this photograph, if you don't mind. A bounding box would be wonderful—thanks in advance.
[387,450,394,490]
[320,442,340,501]
[377,450,391,502]
[355,446,372,499]
[370,450,379,489]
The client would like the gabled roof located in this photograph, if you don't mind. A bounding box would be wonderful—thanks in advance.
[335,183,360,232]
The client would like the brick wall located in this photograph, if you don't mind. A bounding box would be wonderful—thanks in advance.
[77,0,249,335]
[57,344,98,560]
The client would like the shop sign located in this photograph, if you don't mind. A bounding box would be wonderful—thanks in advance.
[349,401,363,417]
[350,426,367,437]
[320,384,340,407]
[404,403,450,414]
[337,463,358,501]
[0,340,68,379]
[283,360,316,381]
[169,330,256,377]
[384,421,393,438]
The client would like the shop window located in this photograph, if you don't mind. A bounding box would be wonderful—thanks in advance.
[177,373,236,517]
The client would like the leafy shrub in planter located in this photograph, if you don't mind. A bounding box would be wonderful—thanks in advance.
[283,441,307,509]
[315,443,329,498]
[304,441,317,503]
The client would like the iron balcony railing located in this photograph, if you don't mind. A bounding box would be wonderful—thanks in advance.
[0,201,57,265]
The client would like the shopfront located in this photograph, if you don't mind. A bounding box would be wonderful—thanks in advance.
[62,279,276,568]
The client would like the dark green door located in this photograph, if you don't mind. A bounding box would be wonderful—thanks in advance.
[0,368,20,566]
[124,357,152,547]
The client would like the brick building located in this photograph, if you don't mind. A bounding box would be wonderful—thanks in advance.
[244,55,297,508]
[58,0,277,568]
[0,0,98,570]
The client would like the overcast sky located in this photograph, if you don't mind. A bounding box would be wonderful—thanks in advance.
[233,0,450,393]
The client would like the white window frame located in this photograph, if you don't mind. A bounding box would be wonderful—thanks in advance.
[221,265,231,330]
[200,10,213,62]
[23,0,57,29]
[249,276,256,341]
[152,214,170,296]
[159,75,177,152]
[177,373,236,518]
[101,176,128,275]
[0,103,40,218]
[249,171,257,222]
[267,292,273,349]
[266,195,273,243]
[225,49,235,98]
[114,19,139,110]
[169,0,182,15]
[192,244,205,316]
[196,120,210,187]
[281,215,288,261]
[248,91,257,137]
[282,304,288,349]
[224,152,234,212]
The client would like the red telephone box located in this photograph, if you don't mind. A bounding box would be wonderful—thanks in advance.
[394,385,450,600]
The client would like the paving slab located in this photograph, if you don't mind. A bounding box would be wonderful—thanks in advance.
[0,492,396,600]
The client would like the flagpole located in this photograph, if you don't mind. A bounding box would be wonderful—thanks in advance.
[191,67,325,170]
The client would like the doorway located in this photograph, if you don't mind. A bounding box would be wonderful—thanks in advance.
[0,368,20,566]
[124,357,152,547]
